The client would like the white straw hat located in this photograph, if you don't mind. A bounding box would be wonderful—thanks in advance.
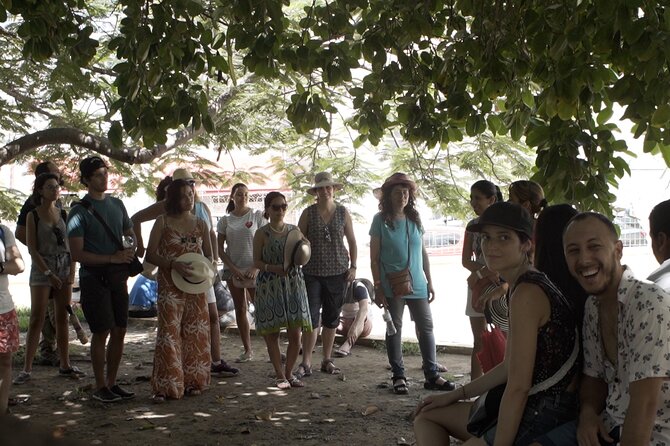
[283,228,311,270]
[171,252,216,294]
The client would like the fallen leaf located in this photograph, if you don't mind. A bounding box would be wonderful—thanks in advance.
[397,436,412,445]
[310,392,322,399]
[240,427,251,434]
[338,373,346,382]
[361,405,379,416]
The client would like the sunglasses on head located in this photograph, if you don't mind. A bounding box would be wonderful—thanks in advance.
[270,204,288,211]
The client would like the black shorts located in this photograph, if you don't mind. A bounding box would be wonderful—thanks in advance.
[304,272,348,329]
[80,265,129,333]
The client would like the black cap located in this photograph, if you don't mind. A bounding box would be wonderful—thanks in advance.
[467,202,534,239]
[79,156,107,179]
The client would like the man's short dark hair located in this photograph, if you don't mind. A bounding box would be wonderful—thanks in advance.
[650,199,670,237]
[564,211,619,240]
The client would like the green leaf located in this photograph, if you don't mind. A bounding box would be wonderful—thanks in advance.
[521,90,535,109]
[108,121,123,148]
[652,104,670,127]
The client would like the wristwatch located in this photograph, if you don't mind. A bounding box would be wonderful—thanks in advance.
[44,269,53,277]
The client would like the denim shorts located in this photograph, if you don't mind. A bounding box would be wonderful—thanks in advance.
[483,391,578,445]
[29,252,71,287]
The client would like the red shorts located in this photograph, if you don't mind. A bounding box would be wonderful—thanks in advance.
[0,309,20,354]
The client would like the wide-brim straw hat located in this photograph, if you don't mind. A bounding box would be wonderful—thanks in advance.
[306,172,343,195]
[373,172,417,199]
[171,252,217,294]
[283,228,311,270]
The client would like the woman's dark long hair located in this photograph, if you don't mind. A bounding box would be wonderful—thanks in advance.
[263,191,286,219]
[32,173,60,206]
[156,176,172,202]
[227,183,247,213]
[471,179,503,202]
[378,184,422,230]
[534,204,588,324]
[164,179,193,216]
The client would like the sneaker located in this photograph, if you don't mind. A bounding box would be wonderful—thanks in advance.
[92,387,122,403]
[59,366,86,378]
[13,371,31,385]
[110,385,135,400]
[211,360,240,377]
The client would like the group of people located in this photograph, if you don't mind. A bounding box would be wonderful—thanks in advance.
[2,160,669,445]
[414,179,670,445]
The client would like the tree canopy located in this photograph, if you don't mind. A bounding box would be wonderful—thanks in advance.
[2,0,669,217]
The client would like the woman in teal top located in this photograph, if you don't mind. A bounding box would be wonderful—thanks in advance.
[369,173,455,395]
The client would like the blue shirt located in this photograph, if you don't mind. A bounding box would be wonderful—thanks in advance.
[369,213,427,299]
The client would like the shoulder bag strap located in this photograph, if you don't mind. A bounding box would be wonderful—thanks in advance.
[404,219,411,269]
[78,199,124,250]
[528,327,580,395]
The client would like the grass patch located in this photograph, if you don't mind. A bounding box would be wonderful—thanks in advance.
[15,304,85,333]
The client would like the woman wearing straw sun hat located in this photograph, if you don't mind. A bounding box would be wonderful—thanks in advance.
[295,172,357,379]
[369,172,454,395]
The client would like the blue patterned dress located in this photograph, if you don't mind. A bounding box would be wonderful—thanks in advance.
[255,224,312,336]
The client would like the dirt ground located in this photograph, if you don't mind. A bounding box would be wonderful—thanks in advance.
[4,318,471,446]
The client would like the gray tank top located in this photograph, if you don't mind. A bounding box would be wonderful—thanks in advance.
[31,209,69,256]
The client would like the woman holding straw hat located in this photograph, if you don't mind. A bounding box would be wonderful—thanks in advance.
[145,179,215,402]
[295,172,357,379]
[369,173,454,395]
[253,192,312,389]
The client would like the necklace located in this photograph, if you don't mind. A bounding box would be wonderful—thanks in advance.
[269,224,286,234]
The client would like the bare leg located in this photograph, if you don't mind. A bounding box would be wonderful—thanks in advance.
[284,328,302,379]
[228,282,252,355]
[90,330,110,390]
[264,333,285,379]
[0,352,11,414]
[414,401,474,446]
[320,326,337,363]
[105,327,126,387]
[22,287,50,373]
[301,328,318,368]
[208,302,221,363]
[469,316,486,380]
[54,286,71,370]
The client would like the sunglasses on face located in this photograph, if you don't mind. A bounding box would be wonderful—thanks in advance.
[53,227,65,246]
[270,204,288,211]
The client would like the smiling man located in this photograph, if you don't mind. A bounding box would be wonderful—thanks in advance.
[561,212,670,446]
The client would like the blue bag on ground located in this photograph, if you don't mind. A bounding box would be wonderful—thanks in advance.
[129,275,158,318]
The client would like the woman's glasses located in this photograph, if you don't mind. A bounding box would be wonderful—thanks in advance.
[270,204,288,211]
[53,227,65,246]
[324,225,332,243]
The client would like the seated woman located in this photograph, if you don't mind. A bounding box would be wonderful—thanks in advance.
[413,202,579,445]
[333,278,373,357]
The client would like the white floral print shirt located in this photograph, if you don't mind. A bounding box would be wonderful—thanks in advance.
[583,267,670,445]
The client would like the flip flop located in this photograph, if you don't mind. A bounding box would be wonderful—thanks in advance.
[275,379,291,390]
[333,349,351,358]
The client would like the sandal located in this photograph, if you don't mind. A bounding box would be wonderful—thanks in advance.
[320,359,341,375]
[152,394,166,404]
[424,376,456,391]
[392,376,409,395]
[184,387,202,396]
[294,363,312,379]
[275,379,291,390]
[333,348,351,358]
[436,363,448,373]
[289,376,305,388]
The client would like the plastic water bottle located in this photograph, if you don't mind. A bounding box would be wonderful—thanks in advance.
[383,308,397,336]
